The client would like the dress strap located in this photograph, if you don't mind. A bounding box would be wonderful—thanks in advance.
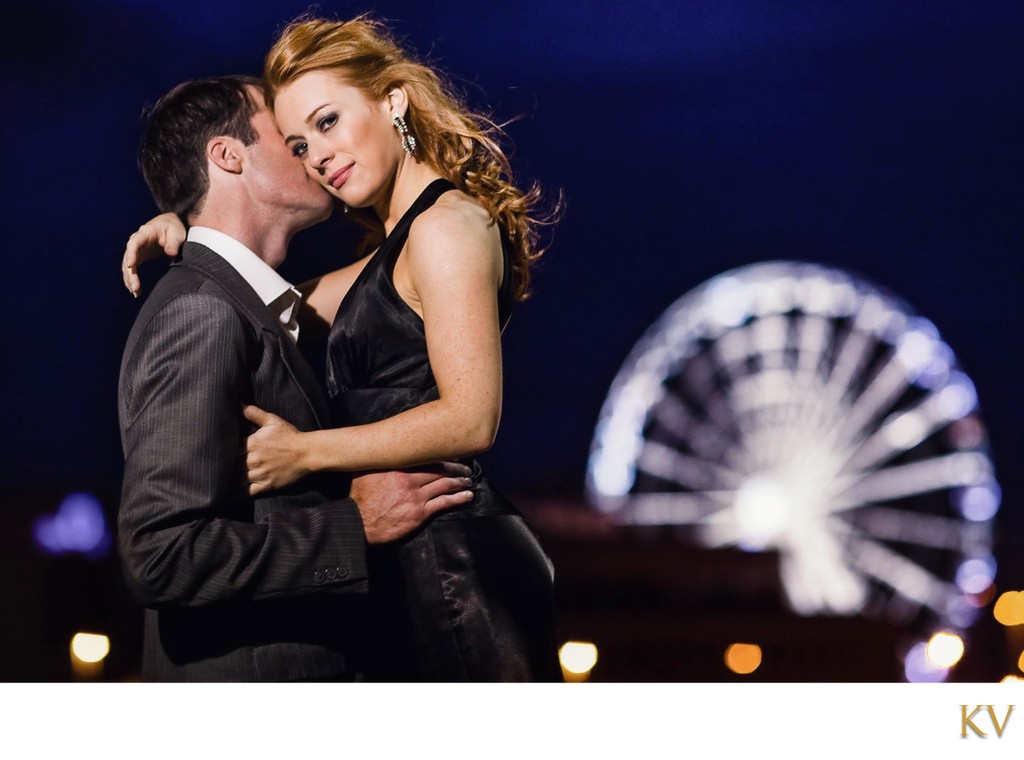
[379,178,457,259]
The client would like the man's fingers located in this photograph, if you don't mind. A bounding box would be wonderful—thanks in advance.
[424,489,474,516]
[246,469,270,496]
[420,476,473,502]
[419,468,475,518]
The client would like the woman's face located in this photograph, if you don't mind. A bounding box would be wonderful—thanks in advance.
[273,70,403,212]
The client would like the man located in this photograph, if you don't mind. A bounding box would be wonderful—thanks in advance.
[117,75,472,681]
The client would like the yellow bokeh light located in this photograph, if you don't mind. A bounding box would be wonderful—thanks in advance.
[1001,674,1024,683]
[559,641,598,676]
[926,632,964,668]
[70,633,110,664]
[1018,650,1024,674]
[993,590,1024,626]
[724,643,762,675]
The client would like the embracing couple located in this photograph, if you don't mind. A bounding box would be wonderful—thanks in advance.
[117,14,562,682]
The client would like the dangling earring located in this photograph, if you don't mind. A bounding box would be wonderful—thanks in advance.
[392,113,417,158]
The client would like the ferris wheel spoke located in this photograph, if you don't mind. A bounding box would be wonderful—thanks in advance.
[841,376,978,474]
[729,369,805,413]
[793,313,833,375]
[678,350,725,403]
[817,307,880,410]
[650,392,738,463]
[725,376,826,465]
[751,315,792,371]
[843,529,956,614]
[727,369,830,453]
[712,321,754,372]
[836,506,983,551]
[619,491,730,525]
[729,413,826,475]
[842,407,937,475]
[789,313,840,424]
[830,451,992,510]
[831,352,912,453]
[637,440,745,490]
[675,354,744,438]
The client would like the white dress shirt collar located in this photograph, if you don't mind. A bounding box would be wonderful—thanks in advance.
[187,226,302,342]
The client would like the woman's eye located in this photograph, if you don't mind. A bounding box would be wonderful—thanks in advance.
[291,142,308,158]
[316,113,338,132]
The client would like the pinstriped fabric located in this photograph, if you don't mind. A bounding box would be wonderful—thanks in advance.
[118,244,370,681]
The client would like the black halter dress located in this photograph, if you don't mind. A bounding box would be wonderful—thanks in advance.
[326,179,561,681]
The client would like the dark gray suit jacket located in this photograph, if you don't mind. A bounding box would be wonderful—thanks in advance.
[118,243,369,681]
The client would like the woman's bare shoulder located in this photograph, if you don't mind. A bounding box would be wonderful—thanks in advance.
[409,190,496,251]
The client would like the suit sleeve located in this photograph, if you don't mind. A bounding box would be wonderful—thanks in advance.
[118,292,368,608]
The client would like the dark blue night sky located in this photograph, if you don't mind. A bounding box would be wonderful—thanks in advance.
[3,1,1022,680]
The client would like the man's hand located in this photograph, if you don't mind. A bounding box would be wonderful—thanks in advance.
[350,463,474,544]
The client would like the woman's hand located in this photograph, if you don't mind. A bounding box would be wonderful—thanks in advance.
[243,405,310,495]
[121,212,187,297]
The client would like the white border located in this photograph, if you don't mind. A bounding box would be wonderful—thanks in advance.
[3,682,1022,757]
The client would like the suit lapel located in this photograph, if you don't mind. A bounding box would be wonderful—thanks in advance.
[177,243,331,428]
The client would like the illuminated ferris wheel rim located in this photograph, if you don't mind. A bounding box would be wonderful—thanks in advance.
[586,259,992,509]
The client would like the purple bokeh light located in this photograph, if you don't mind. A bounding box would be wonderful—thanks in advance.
[32,492,111,560]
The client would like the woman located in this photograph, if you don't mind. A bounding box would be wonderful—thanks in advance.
[123,15,562,682]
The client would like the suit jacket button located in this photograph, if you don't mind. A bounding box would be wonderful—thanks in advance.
[337,566,349,578]
[325,568,337,581]
[313,570,325,584]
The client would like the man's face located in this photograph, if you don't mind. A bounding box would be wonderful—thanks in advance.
[243,88,333,228]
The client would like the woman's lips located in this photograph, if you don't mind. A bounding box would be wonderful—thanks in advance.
[328,164,354,189]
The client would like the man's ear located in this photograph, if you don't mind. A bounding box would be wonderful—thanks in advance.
[207,136,244,174]
[385,86,410,119]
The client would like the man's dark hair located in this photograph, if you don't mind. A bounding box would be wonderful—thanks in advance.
[138,75,263,220]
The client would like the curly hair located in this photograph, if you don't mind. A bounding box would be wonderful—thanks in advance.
[263,14,559,300]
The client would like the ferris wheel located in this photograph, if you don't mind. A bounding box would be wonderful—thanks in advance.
[585,261,1001,680]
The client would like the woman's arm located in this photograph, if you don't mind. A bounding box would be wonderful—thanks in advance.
[121,212,369,320]
[121,212,186,296]
[245,198,505,492]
